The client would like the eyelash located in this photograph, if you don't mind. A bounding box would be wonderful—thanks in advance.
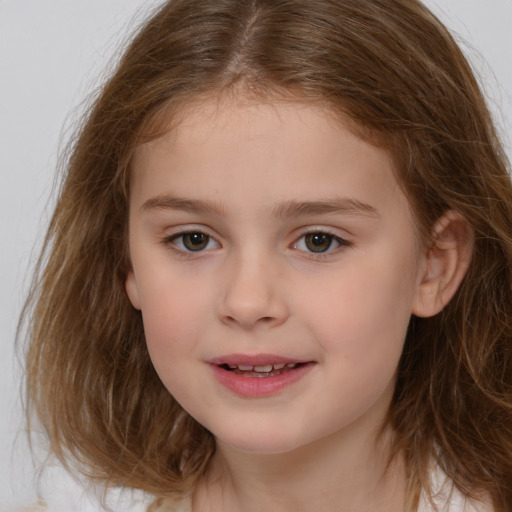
[163,231,220,254]
[162,229,352,257]
[292,230,352,257]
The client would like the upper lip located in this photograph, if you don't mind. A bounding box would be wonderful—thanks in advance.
[207,353,311,367]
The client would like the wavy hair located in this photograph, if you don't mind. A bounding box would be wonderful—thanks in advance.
[23,0,512,509]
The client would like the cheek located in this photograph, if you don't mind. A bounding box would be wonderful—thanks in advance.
[302,265,415,425]
[302,249,419,370]
[137,278,223,419]
[139,288,211,409]
[137,274,209,371]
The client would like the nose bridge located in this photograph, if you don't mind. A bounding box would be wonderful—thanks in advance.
[217,245,288,330]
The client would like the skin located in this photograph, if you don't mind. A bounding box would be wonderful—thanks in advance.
[125,99,472,511]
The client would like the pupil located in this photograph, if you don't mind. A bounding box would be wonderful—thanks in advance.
[183,233,208,251]
[305,233,332,253]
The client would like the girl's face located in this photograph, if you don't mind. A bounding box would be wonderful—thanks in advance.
[126,99,428,454]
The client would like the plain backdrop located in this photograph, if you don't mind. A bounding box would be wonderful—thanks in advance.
[1,0,511,509]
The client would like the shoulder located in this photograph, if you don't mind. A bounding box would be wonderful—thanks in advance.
[12,496,192,512]
[151,497,192,512]
[418,491,494,512]
[6,502,48,512]
[418,464,494,512]
[418,492,494,512]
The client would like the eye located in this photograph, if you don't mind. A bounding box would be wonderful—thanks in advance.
[293,231,350,254]
[169,231,220,252]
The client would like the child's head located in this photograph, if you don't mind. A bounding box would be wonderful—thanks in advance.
[125,98,439,456]
[25,0,512,507]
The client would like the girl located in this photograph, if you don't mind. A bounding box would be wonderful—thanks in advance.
[22,0,512,510]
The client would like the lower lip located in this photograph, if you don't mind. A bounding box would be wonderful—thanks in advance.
[210,363,314,397]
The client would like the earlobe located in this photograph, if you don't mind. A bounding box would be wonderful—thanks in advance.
[412,211,474,318]
[125,270,142,310]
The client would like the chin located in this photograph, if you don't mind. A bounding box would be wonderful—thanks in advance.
[211,421,312,455]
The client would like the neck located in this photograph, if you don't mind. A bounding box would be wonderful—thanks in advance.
[193,426,407,512]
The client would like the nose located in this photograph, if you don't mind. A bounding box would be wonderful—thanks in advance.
[216,252,289,330]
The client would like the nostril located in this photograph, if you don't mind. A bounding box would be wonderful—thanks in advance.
[217,285,289,329]
[224,314,281,328]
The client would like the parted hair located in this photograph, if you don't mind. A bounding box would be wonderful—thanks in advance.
[23,0,512,510]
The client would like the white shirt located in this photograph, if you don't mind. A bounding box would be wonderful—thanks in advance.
[17,461,494,512]
[417,464,493,512]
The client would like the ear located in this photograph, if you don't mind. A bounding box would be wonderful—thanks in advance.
[412,211,474,318]
[125,270,142,310]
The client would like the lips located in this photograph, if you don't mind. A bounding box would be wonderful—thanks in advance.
[208,354,315,397]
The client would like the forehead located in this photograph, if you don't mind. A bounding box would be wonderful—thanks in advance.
[130,99,409,222]
[132,93,386,166]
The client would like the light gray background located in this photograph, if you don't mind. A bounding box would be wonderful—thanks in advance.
[1,0,511,509]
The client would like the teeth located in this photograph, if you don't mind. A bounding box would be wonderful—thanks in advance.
[224,362,299,371]
[254,364,273,373]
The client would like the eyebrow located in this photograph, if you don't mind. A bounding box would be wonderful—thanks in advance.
[141,195,226,216]
[272,197,380,219]
[141,194,379,219]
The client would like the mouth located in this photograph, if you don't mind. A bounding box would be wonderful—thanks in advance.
[218,362,305,378]
[208,355,315,397]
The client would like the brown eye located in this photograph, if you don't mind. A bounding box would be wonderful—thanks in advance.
[304,233,334,253]
[167,231,221,254]
[182,232,210,251]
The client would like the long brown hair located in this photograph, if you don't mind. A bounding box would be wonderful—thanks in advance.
[23,0,512,509]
